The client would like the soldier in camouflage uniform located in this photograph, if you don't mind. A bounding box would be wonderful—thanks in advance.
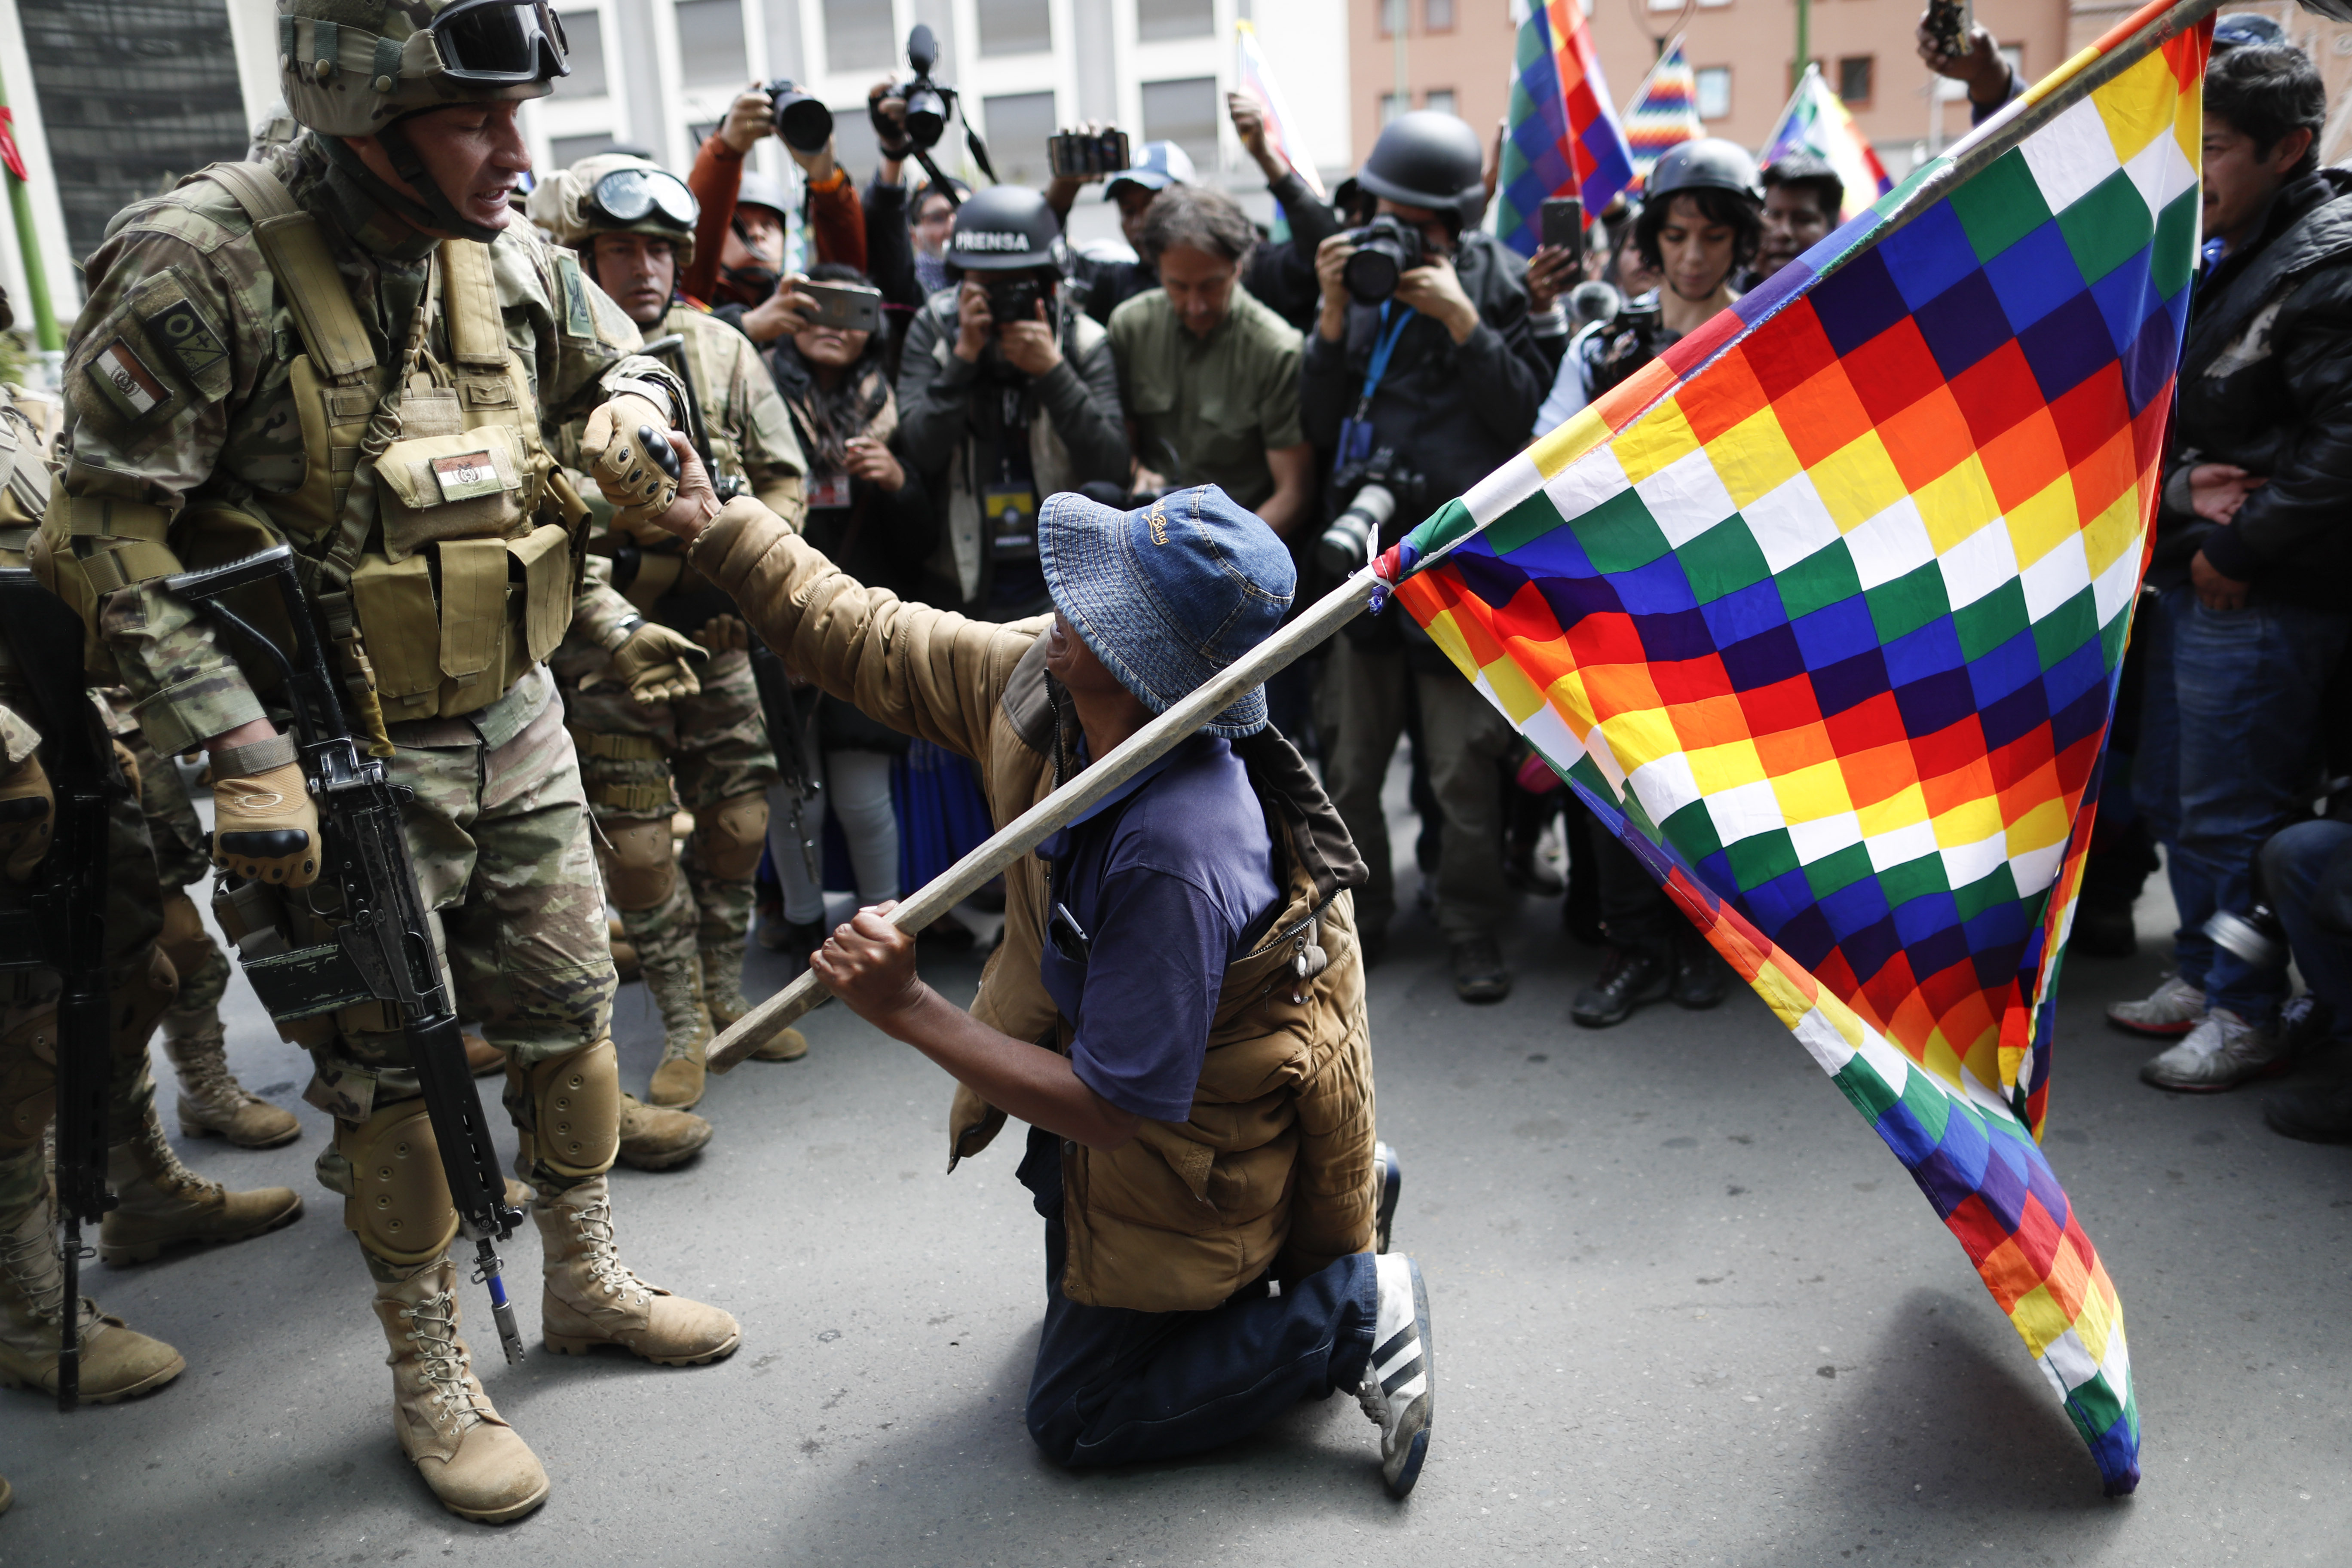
[40,0,737,1522]
[530,153,807,1110]
[0,302,300,1410]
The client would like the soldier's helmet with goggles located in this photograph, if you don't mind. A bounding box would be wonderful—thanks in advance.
[278,0,570,140]
[530,154,700,269]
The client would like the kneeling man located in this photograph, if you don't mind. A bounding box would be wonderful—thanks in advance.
[656,459,1435,1494]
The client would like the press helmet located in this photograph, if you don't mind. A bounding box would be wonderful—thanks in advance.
[1643,138,1764,204]
[530,152,698,270]
[1354,110,1487,231]
[944,184,1068,275]
[279,0,567,241]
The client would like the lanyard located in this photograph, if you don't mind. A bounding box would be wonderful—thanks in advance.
[1351,303,1418,420]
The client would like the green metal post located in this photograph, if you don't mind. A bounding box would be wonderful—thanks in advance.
[0,60,58,354]
[1795,0,1811,99]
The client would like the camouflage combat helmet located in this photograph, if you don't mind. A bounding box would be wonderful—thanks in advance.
[280,0,567,240]
[530,152,699,270]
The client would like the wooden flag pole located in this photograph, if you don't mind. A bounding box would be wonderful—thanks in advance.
[708,570,1381,1073]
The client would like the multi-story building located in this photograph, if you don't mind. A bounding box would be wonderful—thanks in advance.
[0,0,1357,334]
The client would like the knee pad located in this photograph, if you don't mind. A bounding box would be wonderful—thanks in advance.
[696,792,770,881]
[602,818,677,911]
[0,1010,57,1160]
[335,1099,460,1269]
[517,1038,619,1180]
[154,891,211,985]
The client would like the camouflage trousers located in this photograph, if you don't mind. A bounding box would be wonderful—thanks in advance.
[550,640,777,982]
[119,729,231,1044]
[288,679,614,1213]
[0,753,169,1228]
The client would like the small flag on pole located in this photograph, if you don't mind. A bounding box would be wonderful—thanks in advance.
[1624,37,1703,190]
[1236,19,1325,199]
[1495,0,1635,256]
[1758,61,1896,221]
[1385,0,2215,1496]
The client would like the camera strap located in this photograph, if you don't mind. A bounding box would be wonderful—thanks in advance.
[1338,303,1416,469]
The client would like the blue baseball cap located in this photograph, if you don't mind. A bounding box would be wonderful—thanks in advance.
[1038,485,1295,738]
[1106,140,1197,198]
[2212,13,2290,49]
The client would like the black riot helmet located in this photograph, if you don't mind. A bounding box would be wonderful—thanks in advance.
[1645,138,1764,205]
[944,184,1069,275]
[1354,110,1487,233]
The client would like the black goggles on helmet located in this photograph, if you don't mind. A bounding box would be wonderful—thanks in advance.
[589,167,698,231]
[431,0,571,85]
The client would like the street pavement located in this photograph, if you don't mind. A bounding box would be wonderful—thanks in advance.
[1,768,2348,1567]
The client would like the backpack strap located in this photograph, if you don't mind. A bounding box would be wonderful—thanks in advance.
[198,162,376,386]
[438,238,508,369]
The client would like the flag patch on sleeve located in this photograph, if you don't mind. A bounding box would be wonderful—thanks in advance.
[94,339,169,417]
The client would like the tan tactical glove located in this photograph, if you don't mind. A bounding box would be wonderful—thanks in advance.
[581,396,678,528]
[111,739,141,799]
[0,753,53,883]
[212,760,322,887]
[696,613,753,652]
[597,619,707,705]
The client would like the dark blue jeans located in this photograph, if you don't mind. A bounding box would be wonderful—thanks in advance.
[1018,1130,1378,1468]
[2132,587,2350,1026]
[2261,820,2352,1037]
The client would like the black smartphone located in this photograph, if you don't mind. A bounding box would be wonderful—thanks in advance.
[798,279,883,333]
[1924,0,1971,58]
[1540,196,1583,253]
[1048,128,1131,180]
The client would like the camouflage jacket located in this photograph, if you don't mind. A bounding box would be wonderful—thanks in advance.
[553,298,803,521]
[51,133,684,756]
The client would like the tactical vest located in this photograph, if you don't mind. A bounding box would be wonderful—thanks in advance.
[201,163,587,729]
[0,389,57,569]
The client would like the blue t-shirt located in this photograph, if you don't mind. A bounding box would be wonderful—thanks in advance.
[1035,733,1281,1124]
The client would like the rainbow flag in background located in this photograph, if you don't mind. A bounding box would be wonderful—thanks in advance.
[1387,0,2213,1496]
[1759,61,1897,222]
[1495,0,1635,255]
[1236,19,1325,199]
[1624,37,1703,190]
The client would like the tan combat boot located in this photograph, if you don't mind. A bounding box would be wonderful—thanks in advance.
[166,1025,300,1149]
[701,940,807,1061]
[642,956,709,1110]
[532,1176,739,1363]
[0,1179,184,1402]
[98,1108,304,1264]
[374,1257,549,1524]
[616,1093,712,1171]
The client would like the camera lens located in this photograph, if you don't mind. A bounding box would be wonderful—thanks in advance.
[774,89,833,154]
[905,86,947,148]
[1317,482,1397,576]
[2204,906,2285,968]
[1342,246,1402,304]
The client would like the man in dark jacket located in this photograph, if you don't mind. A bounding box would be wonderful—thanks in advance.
[894,185,1129,620]
[1301,110,1551,1003]
[2111,44,2352,1092]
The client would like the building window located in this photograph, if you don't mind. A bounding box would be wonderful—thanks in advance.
[1695,66,1731,120]
[1425,0,1455,29]
[1379,0,1406,37]
[1380,92,1405,125]
[1142,77,1219,172]
[550,132,619,168]
[1136,0,1214,42]
[673,0,747,88]
[981,91,1058,185]
[553,9,605,97]
[1424,89,1456,116]
[822,0,895,71]
[978,0,1053,56]
[1838,55,1874,105]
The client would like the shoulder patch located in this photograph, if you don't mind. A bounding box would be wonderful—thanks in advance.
[145,296,230,386]
[88,336,175,423]
[554,251,597,341]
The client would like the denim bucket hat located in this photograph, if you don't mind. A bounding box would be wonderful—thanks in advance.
[1038,484,1295,738]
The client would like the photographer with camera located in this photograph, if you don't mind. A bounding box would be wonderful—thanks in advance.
[896,185,1128,619]
[680,85,865,327]
[1302,110,1550,1004]
[1110,186,1312,536]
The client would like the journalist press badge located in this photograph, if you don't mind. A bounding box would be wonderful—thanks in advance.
[432,451,502,502]
[808,471,853,509]
[985,484,1038,560]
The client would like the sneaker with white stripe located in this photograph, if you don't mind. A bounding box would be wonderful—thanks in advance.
[1373,1142,1402,1256]
[1357,1252,1433,1497]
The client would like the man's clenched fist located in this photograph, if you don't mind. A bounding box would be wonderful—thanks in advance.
[582,395,678,525]
[212,760,321,886]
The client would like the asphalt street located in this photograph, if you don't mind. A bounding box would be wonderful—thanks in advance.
[0,762,2347,1567]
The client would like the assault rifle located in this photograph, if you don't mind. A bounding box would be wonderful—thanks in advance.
[0,570,121,1411]
[164,547,527,1364]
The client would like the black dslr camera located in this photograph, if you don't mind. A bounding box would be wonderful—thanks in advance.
[873,24,956,152]
[1341,214,1426,304]
[984,276,1045,327]
[1318,447,1427,577]
[764,80,832,153]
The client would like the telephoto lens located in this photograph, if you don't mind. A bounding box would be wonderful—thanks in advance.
[1317,482,1398,577]
[2205,905,2286,968]
[903,83,948,147]
[768,80,833,153]
[1341,214,1424,304]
